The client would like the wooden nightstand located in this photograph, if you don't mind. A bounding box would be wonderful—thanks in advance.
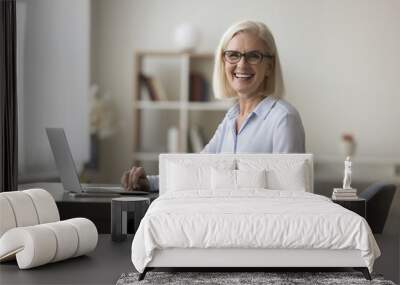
[332,198,366,218]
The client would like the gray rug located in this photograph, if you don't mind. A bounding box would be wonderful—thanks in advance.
[116,271,396,285]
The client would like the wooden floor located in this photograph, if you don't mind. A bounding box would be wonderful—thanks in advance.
[0,234,398,284]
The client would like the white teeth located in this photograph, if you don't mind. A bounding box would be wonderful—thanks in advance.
[234,73,253,78]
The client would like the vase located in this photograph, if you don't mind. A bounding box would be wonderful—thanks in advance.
[340,140,356,158]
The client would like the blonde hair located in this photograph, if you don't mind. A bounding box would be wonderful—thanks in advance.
[212,20,285,99]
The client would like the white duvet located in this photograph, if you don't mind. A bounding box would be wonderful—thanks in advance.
[131,190,380,273]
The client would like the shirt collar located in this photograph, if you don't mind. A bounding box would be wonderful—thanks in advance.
[226,96,278,120]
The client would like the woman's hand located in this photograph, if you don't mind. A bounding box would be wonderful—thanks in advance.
[121,166,150,191]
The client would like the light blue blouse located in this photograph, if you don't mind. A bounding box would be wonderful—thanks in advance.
[148,96,305,191]
[202,95,305,154]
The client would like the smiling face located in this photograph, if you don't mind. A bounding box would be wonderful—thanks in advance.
[224,32,273,99]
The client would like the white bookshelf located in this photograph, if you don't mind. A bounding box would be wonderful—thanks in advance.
[132,51,233,170]
[136,101,232,111]
[187,101,233,110]
[136,101,181,110]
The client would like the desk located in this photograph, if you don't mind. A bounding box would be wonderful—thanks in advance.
[18,182,158,234]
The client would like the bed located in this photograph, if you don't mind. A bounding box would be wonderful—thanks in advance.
[131,154,380,280]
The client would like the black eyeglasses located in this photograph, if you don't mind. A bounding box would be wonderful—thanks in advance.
[223,50,273,65]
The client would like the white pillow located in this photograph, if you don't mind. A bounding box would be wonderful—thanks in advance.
[211,168,236,190]
[167,162,209,191]
[237,159,309,192]
[267,162,307,191]
[237,169,267,189]
[167,160,234,192]
[211,168,267,190]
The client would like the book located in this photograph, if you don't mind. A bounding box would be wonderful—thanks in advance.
[140,74,168,101]
[140,74,158,101]
[332,195,359,200]
[333,189,357,193]
[149,77,168,101]
[333,193,358,197]
[189,73,208,102]
[333,188,357,193]
[332,191,358,200]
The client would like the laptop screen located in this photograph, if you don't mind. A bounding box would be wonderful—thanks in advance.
[46,128,83,192]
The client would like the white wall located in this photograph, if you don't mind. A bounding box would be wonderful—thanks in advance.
[91,0,400,183]
[17,0,90,179]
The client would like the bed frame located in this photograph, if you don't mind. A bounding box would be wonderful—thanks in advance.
[138,154,371,281]
[140,248,370,280]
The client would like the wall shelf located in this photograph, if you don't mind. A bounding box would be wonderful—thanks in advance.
[136,101,182,110]
[136,101,233,111]
[132,50,232,172]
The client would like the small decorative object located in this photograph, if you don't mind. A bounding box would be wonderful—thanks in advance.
[342,156,352,189]
[85,84,118,170]
[89,84,118,139]
[340,133,356,158]
[332,156,358,200]
[173,23,200,52]
[167,126,179,153]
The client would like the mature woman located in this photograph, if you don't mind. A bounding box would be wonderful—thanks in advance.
[122,20,305,192]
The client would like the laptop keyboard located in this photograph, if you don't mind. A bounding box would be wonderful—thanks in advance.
[83,186,124,193]
[83,186,149,195]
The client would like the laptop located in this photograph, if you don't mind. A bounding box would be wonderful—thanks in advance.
[46,128,149,197]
